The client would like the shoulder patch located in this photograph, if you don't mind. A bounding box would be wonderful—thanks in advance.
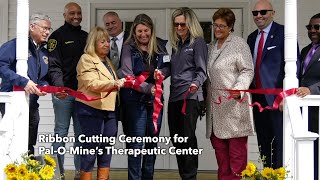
[47,39,57,52]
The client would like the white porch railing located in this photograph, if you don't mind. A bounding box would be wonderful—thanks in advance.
[0,92,29,179]
[284,95,320,180]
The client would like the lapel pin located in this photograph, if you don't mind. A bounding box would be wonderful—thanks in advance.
[270,35,274,39]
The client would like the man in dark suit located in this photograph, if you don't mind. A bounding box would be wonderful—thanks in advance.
[103,11,126,73]
[247,0,285,168]
[103,11,128,129]
[296,13,320,179]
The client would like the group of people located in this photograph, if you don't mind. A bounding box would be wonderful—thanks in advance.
[0,0,320,179]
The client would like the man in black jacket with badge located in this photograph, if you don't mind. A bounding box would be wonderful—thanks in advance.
[47,2,87,179]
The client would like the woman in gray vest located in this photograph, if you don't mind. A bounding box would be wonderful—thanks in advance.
[120,14,169,180]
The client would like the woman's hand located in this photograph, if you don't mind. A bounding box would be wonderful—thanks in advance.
[151,85,156,96]
[114,78,126,90]
[154,69,163,80]
[189,83,198,94]
[229,90,241,99]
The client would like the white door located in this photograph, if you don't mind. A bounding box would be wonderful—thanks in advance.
[96,7,245,171]
[96,9,170,169]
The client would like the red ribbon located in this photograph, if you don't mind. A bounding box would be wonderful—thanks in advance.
[13,85,113,101]
[152,72,164,134]
[181,89,190,115]
[181,88,298,114]
[212,88,298,112]
[123,72,164,134]
[124,72,150,91]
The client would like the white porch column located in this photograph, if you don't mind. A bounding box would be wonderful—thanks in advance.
[16,0,29,78]
[0,1,29,178]
[16,0,29,151]
[283,0,298,179]
[283,0,298,88]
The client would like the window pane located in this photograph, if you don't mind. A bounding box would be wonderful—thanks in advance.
[200,21,212,44]
[124,22,133,40]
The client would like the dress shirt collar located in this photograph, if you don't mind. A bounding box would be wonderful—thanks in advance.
[258,21,273,35]
[113,31,124,42]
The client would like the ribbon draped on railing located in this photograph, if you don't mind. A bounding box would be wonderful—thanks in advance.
[181,88,298,114]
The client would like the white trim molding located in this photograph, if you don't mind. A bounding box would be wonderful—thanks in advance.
[0,0,8,45]
[89,2,250,38]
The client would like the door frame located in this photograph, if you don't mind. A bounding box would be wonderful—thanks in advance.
[90,2,250,38]
[89,1,251,170]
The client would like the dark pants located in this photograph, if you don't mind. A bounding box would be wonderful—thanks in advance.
[29,107,40,155]
[253,94,283,168]
[76,102,118,172]
[0,103,40,155]
[168,100,199,180]
[122,101,163,180]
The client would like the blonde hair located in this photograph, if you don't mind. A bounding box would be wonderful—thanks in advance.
[84,26,110,57]
[170,7,203,52]
[125,14,159,62]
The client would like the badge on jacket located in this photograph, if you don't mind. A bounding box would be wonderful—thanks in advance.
[47,39,57,52]
[163,55,170,62]
[65,41,74,44]
[43,56,48,64]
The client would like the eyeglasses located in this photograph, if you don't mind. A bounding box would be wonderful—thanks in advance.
[306,24,320,31]
[212,23,228,30]
[252,10,273,16]
[34,23,53,32]
[174,23,186,28]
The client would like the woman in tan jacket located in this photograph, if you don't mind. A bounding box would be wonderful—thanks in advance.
[206,8,255,179]
[75,26,125,180]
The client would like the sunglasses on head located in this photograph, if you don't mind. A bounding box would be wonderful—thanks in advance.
[306,24,320,31]
[174,23,186,28]
[252,10,273,16]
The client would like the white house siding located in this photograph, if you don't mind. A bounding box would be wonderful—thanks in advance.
[1,0,319,170]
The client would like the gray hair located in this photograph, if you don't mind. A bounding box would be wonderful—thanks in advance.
[103,11,120,18]
[30,13,51,25]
